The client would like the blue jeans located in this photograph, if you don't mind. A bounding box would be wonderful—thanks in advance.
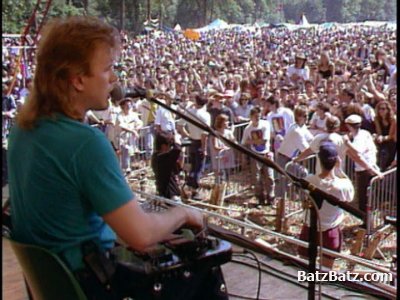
[187,140,205,189]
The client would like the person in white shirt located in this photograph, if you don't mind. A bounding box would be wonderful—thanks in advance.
[309,102,331,136]
[264,95,295,153]
[234,93,253,123]
[287,52,310,85]
[154,93,176,138]
[294,115,381,181]
[345,114,379,213]
[276,105,314,200]
[136,91,158,161]
[241,106,275,205]
[116,98,143,174]
[180,95,211,195]
[298,141,354,269]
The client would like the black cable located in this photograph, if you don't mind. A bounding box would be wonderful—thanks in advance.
[230,259,339,300]
[214,226,395,299]
[233,250,262,300]
[243,250,262,300]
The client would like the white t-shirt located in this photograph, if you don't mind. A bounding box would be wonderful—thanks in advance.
[137,98,150,124]
[305,174,354,231]
[278,123,314,158]
[309,132,348,175]
[266,107,295,137]
[362,103,375,122]
[241,120,271,154]
[310,112,330,132]
[185,106,211,140]
[155,104,176,132]
[117,111,143,149]
[235,104,254,119]
[287,65,310,83]
[350,129,377,172]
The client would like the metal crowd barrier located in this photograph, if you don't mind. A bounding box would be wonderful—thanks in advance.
[137,125,154,159]
[366,167,397,236]
[232,121,249,144]
[133,189,397,297]
[344,155,356,183]
[112,124,154,177]
[214,147,252,198]
[210,122,252,198]
[281,155,317,231]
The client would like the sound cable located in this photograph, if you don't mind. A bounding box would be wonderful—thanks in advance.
[229,257,339,300]
[234,249,262,300]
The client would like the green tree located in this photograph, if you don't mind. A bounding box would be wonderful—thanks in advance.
[2,0,35,33]
[340,0,362,22]
[382,0,397,21]
[359,0,386,21]
[324,0,343,22]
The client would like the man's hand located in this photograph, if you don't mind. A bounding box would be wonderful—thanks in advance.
[183,207,205,231]
[369,166,384,179]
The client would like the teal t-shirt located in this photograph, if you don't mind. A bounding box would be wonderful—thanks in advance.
[7,114,134,270]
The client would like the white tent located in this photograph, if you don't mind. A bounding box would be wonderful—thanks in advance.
[195,19,229,32]
[298,14,309,26]
[174,24,182,31]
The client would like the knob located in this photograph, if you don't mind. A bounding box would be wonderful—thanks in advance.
[153,282,162,292]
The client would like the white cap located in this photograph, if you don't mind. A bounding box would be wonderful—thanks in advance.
[345,114,362,124]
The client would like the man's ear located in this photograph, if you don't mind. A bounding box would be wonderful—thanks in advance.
[70,74,85,92]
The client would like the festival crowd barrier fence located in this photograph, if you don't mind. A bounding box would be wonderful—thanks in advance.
[366,167,397,236]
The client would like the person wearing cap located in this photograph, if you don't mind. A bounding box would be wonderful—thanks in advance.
[298,141,354,269]
[241,106,275,206]
[287,52,310,85]
[294,115,381,180]
[345,114,380,212]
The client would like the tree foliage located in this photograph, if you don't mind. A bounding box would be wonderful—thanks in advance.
[2,0,397,34]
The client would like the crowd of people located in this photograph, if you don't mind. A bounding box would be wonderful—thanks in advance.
[3,19,397,273]
[3,21,397,200]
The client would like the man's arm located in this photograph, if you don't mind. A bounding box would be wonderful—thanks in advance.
[344,138,382,177]
[103,200,203,252]
[293,147,314,162]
